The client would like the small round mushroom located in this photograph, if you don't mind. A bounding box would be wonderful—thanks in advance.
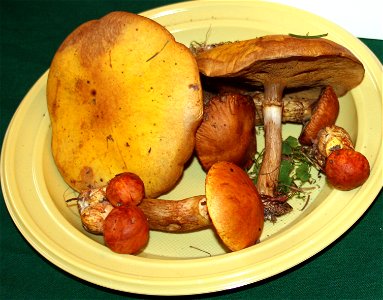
[195,93,256,171]
[103,205,150,254]
[196,34,365,197]
[74,162,264,252]
[303,125,370,190]
[325,149,370,191]
[299,86,339,145]
[106,172,145,207]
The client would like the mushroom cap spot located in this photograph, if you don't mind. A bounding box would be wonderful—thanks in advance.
[205,161,264,251]
[196,35,365,97]
[195,93,257,171]
[299,86,340,145]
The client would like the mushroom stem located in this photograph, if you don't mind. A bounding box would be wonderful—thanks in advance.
[252,92,317,125]
[256,82,284,197]
[138,195,211,232]
[74,184,290,236]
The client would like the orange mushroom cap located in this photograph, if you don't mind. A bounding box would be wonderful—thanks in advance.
[205,161,264,251]
[195,93,257,171]
[299,86,340,145]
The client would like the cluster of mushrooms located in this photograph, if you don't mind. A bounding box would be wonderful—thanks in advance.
[73,34,370,255]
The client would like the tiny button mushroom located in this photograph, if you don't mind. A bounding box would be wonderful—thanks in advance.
[103,205,150,254]
[325,149,370,190]
[106,172,145,207]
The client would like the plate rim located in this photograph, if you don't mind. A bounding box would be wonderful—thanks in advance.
[1,0,382,296]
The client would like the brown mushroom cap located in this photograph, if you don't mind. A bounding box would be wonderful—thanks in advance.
[205,161,264,251]
[196,34,365,97]
[195,93,257,171]
[197,34,364,197]
[299,86,340,145]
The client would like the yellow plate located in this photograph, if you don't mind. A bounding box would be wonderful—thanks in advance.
[1,0,382,296]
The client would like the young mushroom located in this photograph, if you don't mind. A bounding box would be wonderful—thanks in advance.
[196,34,365,197]
[299,86,339,145]
[144,161,264,251]
[195,93,257,171]
[103,205,150,254]
[74,162,264,252]
[304,125,370,190]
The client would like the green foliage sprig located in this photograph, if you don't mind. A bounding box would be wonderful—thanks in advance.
[248,136,320,201]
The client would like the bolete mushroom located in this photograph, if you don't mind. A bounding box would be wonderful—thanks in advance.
[299,86,339,145]
[47,11,203,198]
[139,161,264,251]
[205,161,264,251]
[195,93,257,171]
[199,74,322,126]
[304,124,370,190]
[142,161,264,251]
[74,162,264,252]
[196,34,365,197]
[103,205,150,254]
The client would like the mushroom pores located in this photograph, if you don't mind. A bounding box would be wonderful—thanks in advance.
[195,93,257,171]
[325,149,370,191]
[205,161,264,251]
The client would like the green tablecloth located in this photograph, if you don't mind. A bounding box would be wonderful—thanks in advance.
[1,1,382,298]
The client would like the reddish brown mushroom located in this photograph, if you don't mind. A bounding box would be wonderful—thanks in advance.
[299,86,340,145]
[196,34,365,197]
[74,162,264,252]
[325,149,370,190]
[195,93,257,171]
[303,125,370,190]
[106,172,145,207]
[103,205,150,254]
[205,161,264,251]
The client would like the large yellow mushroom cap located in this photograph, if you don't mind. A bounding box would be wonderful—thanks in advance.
[47,11,203,197]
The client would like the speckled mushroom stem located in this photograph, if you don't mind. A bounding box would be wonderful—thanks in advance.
[256,82,284,197]
[138,195,211,232]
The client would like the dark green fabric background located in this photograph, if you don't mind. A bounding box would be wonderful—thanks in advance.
[1,1,382,299]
